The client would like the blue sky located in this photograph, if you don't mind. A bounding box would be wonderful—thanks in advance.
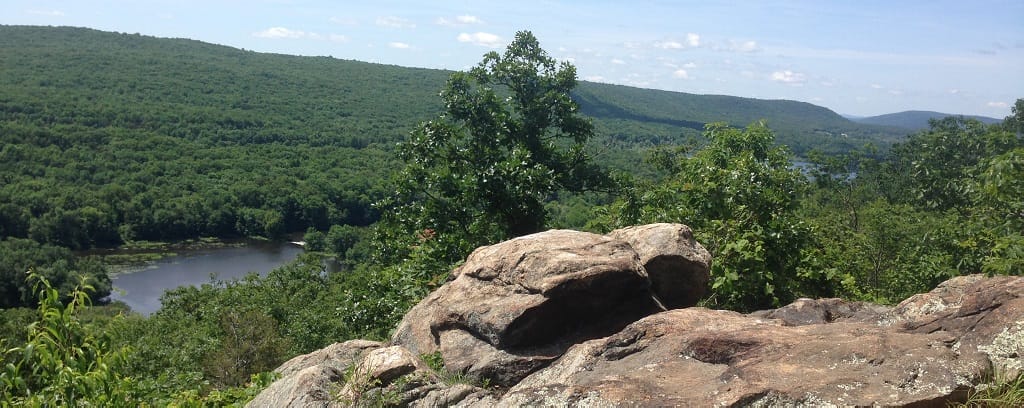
[3,0,1022,117]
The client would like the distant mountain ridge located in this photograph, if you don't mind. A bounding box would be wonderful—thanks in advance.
[851,110,1002,131]
[0,25,907,157]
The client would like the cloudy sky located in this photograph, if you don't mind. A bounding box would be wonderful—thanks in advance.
[3,0,1022,117]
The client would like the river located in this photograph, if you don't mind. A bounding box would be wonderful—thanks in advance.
[107,240,304,315]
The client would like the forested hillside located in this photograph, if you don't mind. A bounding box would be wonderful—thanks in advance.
[0,25,449,249]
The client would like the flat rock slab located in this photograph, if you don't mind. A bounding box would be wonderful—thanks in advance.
[494,308,982,407]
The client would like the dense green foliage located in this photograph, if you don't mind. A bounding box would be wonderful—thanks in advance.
[1,25,1021,405]
[375,31,611,267]
[1,271,135,406]
[1,25,443,251]
[801,115,1023,302]
[597,122,822,310]
[1,272,276,406]
[0,238,111,308]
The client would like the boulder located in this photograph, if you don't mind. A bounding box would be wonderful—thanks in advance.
[273,340,383,378]
[391,229,664,385]
[334,345,432,404]
[607,223,712,309]
[246,340,383,408]
[246,365,345,408]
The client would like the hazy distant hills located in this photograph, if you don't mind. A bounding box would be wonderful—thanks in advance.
[573,83,906,154]
[0,25,909,158]
[850,111,1002,131]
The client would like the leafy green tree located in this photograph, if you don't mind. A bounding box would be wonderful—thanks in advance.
[326,224,370,264]
[202,309,291,387]
[375,30,610,266]
[303,228,327,252]
[0,271,136,406]
[1002,98,1024,135]
[975,147,1024,275]
[603,122,819,310]
[889,117,1019,212]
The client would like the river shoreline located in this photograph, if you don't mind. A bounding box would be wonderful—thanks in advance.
[77,234,304,277]
[91,236,305,315]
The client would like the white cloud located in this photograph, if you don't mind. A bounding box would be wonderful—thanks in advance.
[253,27,349,43]
[888,89,903,95]
[389,42,411,49]
[771,70,806,85]
[949,89,960,94]
[987,101,1009,108]
[870,84,884,89]
[656,34,700,50]
[377,16,415,29]
[683,62,697,68]
[437,15,484,26]
[584,75,607,83]
[27,9,65,17]
[655,40,684,49]
[686,33,700,47]
[729,40,758,52]
[457,32,503,48]
[253,27,309,39]
[672,69,690,79]
[611,58,625,65]
[623,73,652,87]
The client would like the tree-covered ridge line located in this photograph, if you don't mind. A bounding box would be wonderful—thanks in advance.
[851,110,1003,131]
[1,25,906,153]
[575,82,907,154]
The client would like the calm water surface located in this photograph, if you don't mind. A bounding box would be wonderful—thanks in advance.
[108,241,303,315]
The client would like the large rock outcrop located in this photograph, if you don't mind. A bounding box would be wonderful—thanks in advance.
[249,225,1024,407]
[390,228,677,386]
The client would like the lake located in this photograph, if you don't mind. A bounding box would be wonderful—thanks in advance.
[107,240,304,315]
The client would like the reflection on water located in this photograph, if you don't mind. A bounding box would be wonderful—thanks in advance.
[109,241,303,315]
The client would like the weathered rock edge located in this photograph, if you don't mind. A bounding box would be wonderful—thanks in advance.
[248,225,1024,407]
